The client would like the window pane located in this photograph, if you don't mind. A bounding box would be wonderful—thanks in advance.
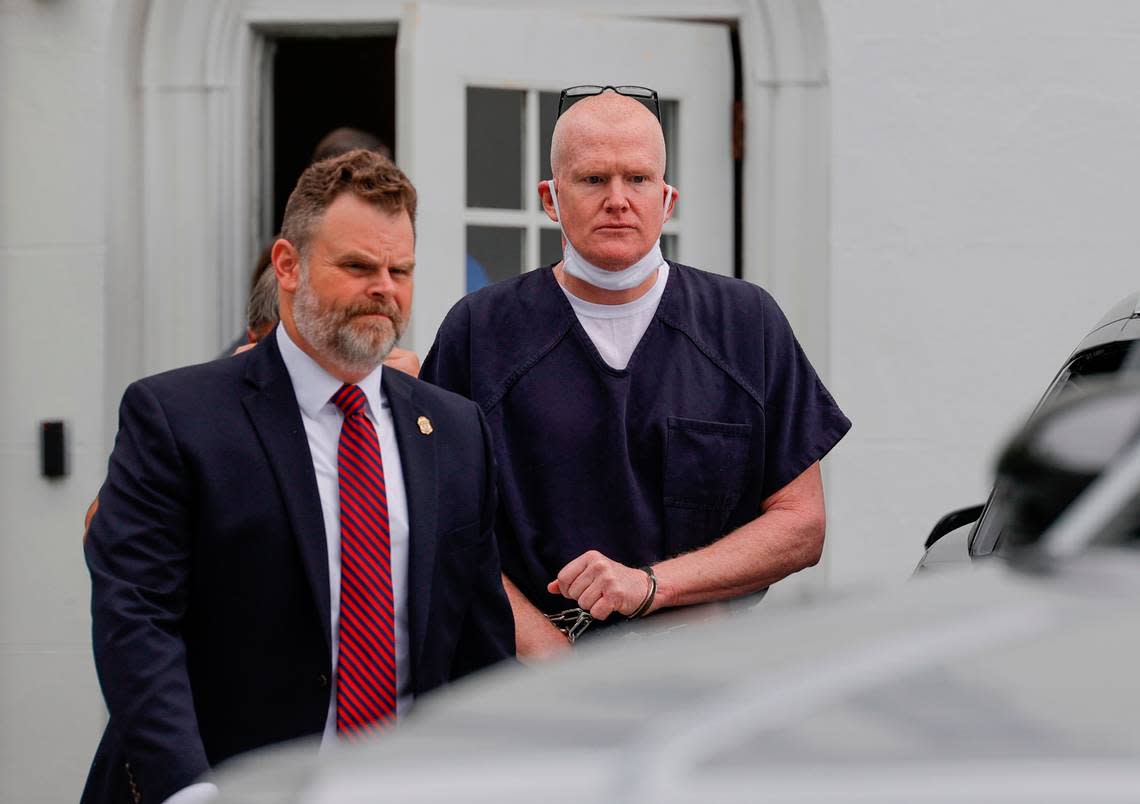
[661,99,679,218]
[540,227,563,267]
[662,234,678,262]
[467,87,524,209]
[466,226,524,292]
[538,91,560,195]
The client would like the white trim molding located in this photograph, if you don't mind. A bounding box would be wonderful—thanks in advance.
[738,0,831,373]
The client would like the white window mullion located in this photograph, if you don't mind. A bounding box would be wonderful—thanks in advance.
[525,88,540,273]
[465,208,533,227]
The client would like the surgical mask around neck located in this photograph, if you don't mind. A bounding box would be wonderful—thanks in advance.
[547,179,672,292]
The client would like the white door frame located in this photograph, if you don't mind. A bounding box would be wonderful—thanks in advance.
[104,0,831,430]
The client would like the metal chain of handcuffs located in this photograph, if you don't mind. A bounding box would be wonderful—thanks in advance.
[544,565,657,643]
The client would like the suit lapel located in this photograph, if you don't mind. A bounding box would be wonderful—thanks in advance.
[242,335,332,650]
[383,368,438,679]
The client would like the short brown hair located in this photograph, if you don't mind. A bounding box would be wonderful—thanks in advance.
[280,149,417,252]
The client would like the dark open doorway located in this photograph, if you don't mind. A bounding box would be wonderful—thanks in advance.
[730,25,743,280]
[271,35,397,233]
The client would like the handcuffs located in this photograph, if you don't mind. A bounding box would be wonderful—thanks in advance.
[546,608,595,644]
[544,565,658,644]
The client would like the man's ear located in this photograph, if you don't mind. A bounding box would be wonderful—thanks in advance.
[272,238,301,293]
[663,184,679,223]
[538,180,559,224]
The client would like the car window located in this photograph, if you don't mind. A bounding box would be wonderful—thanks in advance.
[1044,342,1133,403]
[970,340,1136,557]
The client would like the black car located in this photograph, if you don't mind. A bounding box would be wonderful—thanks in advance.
[917,292,1140,571]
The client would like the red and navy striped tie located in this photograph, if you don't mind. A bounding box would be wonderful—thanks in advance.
[331,383,397,736]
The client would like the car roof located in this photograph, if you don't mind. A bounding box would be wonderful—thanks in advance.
[216,551,1140,803]
[1069,292,1140,359]
[1088,291,1140,333]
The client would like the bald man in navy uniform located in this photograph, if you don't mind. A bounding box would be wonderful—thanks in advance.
[422,86,850,656]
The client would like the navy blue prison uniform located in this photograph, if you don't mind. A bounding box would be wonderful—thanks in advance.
[421,262,851,618]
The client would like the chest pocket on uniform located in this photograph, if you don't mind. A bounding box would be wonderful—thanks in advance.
[662,416,753,556]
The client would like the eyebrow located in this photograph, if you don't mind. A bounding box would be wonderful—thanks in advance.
[332,250,379,264]
[332,251,415,271]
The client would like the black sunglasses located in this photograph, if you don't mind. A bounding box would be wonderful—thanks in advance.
[557,85,661,121]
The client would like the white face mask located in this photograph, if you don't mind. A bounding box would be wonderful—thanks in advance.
[547,179,672,292]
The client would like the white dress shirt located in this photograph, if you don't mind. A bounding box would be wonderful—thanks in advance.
[560,262,669,370]
[276,323,413,740]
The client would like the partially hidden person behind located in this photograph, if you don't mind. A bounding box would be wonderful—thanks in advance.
[82,149,515,804]
[421,85,851,657]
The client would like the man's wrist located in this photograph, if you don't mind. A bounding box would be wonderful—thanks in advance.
[644,564,669,614]
[627,565,658,619]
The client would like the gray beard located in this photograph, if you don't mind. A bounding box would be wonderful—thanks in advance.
[292,263,405,375]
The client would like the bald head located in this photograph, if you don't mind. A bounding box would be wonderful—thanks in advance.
[550,92,666,179]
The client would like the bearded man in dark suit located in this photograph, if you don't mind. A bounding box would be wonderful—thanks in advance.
[83,150,514,804]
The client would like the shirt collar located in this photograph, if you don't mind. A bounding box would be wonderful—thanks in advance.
[275,322,387,420]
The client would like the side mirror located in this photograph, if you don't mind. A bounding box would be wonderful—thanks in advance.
[995,381,1140,553]
[924,504,984,549]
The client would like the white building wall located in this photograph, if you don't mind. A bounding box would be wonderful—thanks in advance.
[0,2,114,801]
[5,0,1140,800]
[822,0,1140,588]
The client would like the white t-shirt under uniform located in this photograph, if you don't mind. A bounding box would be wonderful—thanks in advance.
[559,262,670,370]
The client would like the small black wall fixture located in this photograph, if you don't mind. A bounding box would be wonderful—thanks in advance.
[40,420,67,479]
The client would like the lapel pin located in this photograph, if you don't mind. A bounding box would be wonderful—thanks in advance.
[417,415,434,436]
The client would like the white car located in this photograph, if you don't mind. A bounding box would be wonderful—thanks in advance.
[216,383,1140,804]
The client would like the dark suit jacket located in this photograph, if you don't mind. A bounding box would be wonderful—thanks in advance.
[82,332,515,804]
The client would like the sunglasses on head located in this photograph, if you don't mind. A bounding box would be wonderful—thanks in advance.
[556,85,661,122]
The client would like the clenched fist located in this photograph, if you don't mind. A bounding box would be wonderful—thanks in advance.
[547,550,652,620]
